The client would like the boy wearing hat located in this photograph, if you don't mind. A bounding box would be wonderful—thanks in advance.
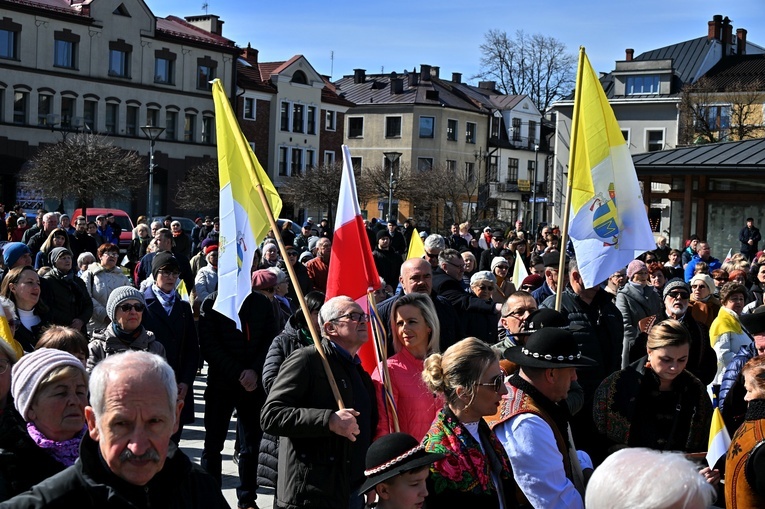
[358,433,444,509]
[488,327,595,509]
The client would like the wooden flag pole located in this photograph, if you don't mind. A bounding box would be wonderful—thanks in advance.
[555,47,586,312]
[367,290,399,432]
[253,184,345,410]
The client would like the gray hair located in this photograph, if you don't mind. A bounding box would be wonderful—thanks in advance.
[263,243,279,254]
[585,448,715,509]
[43,212,56,223]
[150,220,162,230]
[77,252,96,266]
[470,271,496,286]
[438,248,461,266]
[390,293,440,354]
[267,266,287,285]
[89,351,177,422]
[423,234,445,252]
[318,295,355,337]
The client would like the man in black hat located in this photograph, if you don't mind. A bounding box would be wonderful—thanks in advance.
[373,229,403,288]
[532,251,564,305]
[478,230,505,271]
[487,327,595,509]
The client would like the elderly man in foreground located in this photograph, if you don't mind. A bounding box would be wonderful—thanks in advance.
[2,351,228,508]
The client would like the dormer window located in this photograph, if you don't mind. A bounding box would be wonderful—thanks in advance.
[626,75,660,95]
[291,70,308,85]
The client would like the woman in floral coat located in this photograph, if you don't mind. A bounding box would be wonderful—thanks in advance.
[421,337,520,508]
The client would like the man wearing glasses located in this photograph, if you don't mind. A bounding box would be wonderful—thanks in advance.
[262,296,377,509]
[633,279,716,386]
[478,230,505,271]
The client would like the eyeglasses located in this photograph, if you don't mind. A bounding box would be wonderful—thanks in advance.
[103,252,119,258]
[503,307,535,319]
[158,269,180,278]
[0,359,9,375]
[445,260,465,271]
[477,370,507,393]
[118,303,145,313]
[332,312,369,323]
[476,285,495,291]
[667,292,689,300]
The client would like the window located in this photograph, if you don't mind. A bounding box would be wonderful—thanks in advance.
[184,114,196,142]
[105,103,118,134]
[146,108,159,127]
[0,20,20,60]
[196,57,217,90]
[108,40,132,77]
[306,149,316,169]
[280,102,290,131]
[291,148,303,175]
[126,105,138,136]
[325,110,336,131]
[348,117,364,138]
[466,122,476,144]
[202,117,213,144]
[527,160,536,181]
[621,129,630,146]
[54,34,77,69]
[446,160,456,173]
[165,111,177,140]
[646,130,664,152]
[447,119,458,141]
[385,116,401,138]
[626,75,660,95]
[61,96,75,127]
[154,57,174,84]
[490,116,501,138]
[528,120,537,145]
[512,118,521,141]
[84,100,96,131]
[13,91,27,124]
[419,116,434,138]
[307,106,316,135]
[292,104,304,133]
[291,70,308,85]
[507,158,519,183]
[488,156,498,182]
[703,105,731,138]
[350,157,362,173]
[324,151,335,166]
[278,147,288,176]
[417,158,433,171]
[465,162,475,182]
[243,98,255,120]
[38,94,52,126]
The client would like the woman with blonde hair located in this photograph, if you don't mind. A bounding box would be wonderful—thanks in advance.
[34,228,70,270]
[421,337,519,507]
[372,293,442,440]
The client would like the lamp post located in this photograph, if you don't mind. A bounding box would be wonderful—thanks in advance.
[141,125,165,221]
[532,144,539,240]
[383,151,402,222]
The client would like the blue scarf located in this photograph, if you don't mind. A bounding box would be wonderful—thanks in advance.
[151,284,176,315]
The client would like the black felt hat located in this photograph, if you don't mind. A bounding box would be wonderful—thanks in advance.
[742,307,765,336]
[504,327,596,369]
[515,308,570,336]
[357,433,444,495]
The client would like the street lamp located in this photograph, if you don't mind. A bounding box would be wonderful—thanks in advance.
[532,144,539,240]
[141,125,165,221]
[383,151,402,222]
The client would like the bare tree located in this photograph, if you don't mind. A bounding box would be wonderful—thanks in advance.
[175,160,218,212]
[280,163,344,225]
[22,133,143,216]
[679,77,765,145]
[476,29,576,113]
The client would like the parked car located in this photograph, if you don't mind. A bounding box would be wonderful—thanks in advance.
[71,208,134,250]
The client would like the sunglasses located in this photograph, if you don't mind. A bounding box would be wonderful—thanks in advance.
[425,252,439,259]
[690,284,707,290]
[496,266,509,270]
[667,292,689,300]
[287,251,298,257]
[477,285,495,291]
[477,370,507,393]
[118,303,145,313]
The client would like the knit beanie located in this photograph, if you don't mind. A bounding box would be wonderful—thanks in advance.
[11,348,87,420]
[491,256,510,271]
[662,278,690,300]
[3,242,30,268]
[626,260,647,279]
[151,251,180,280]
[49,247,72,266]
[690,273,715,295]
[376,230,391,242]
[521,273,544,290]
[299,251,313,263]
[307,236,319,252]
[106,286,146,322]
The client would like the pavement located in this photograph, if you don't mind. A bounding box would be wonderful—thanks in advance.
[179,366,276,509]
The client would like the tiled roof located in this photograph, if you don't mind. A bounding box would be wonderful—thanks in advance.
[633,138,765,174]
[157,16,236,49]
[4,0,91,16]
[700,54,765,90]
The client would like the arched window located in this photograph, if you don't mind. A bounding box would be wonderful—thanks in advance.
[291,71,308,85]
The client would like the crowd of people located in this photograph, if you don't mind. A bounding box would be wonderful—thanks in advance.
[0,205,763,508]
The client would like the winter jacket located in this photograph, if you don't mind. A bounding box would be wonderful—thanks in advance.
[193,265,218,308]
[142,287,199,425]
[371,347,443,441]
[80,263,131,331]
[711,306,753,385]
[684,254,722,282]
[126,236,150,264]
[0,433,228,508]
[615,283,662,368]
[690,297,721,329]
[172,232,191,259]
[69,232,99,261]
[261,340,377,509]
[433,271,497,343]
[740,226,762,257]
[720,341,757,435]
[283,261,311,312]
[41,270,93,333]
[373,248,403,289]
[87,325,166,373]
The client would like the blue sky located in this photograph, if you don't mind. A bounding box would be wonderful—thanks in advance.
[148,0,765,84]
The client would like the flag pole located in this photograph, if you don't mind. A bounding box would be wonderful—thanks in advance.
[254,185,346,410]
[367,290,400,432]
[555,47,586,312]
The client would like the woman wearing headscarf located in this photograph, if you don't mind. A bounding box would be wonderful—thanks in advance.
[689,273,721,329]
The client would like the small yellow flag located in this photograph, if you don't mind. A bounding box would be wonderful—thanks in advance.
[407,228,425,260]
[0,315,24,361]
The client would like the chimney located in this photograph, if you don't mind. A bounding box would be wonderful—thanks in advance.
[478,81,496,91]
[390,72,404,95]
[353,69,366,84]
[737,28,747,55]
[420,64,431,82]
[452,72,462,83]
[708,14,722,41]
[241,43,258,64]
[409,68,419,86]
[184,14,224,36]
[430,66,440,79]
[625,48,634,61]
[722,16,733,54]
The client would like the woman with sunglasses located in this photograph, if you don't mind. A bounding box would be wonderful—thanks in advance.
[81,243,131,332]
[491,256,516,304]
[467,271,501,344]
[422,337,519,508]
[87,286,165,373]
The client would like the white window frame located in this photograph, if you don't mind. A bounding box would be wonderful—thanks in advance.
[621,128,631,148]
[446,118,458,141]
[645,128,665,152]
[324,150,335,166]
[325,110,336,131]
[466,122,476,144]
